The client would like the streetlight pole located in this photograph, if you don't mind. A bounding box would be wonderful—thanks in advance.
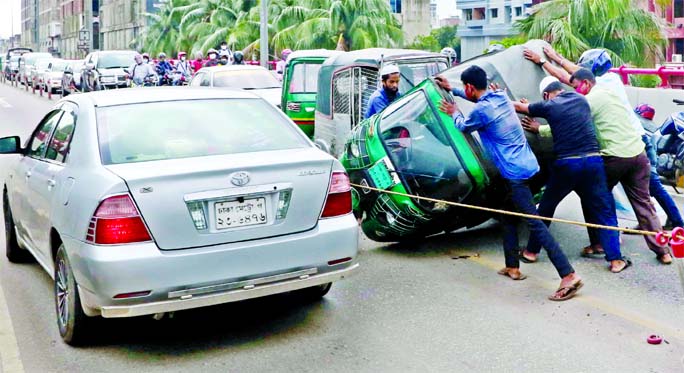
[260,0,268,68]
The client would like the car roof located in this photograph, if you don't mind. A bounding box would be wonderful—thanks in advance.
[201,65,269,73]
[67,87,261,107]
[286,49,344,63]
[321,48,445,68]
[93,50,137,55]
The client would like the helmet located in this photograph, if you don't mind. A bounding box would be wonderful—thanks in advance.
[440,47,456,59]
[207,48,218,59]
[634,103,656,120]
[577,49,612,77]
[233,51,244,64]
[486,44,504,53]
[178,51,186,58]
[142,53,150,59]
[158,52,167,58]
[281,48,292,59]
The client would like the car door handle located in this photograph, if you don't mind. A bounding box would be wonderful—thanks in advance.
[47,179,56,187]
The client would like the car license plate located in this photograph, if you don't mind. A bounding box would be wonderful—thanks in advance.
[215,197,267,230]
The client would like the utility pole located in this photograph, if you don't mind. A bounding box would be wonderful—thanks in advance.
[260,0,268,68]
[10,0,14,47]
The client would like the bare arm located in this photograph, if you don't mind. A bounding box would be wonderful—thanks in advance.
[523,48,573,86]
[513,101,530,114]
[543,46,581,74]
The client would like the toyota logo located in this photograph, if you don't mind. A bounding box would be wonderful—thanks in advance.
[230,172,250,187]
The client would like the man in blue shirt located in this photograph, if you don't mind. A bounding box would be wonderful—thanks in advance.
[438,66,582,301]
[365,65,402,118]
[513,77,629,273]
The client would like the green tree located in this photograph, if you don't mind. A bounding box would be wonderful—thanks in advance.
[406,26,460,52]
[139,0,193,56]
[516,0,666,66]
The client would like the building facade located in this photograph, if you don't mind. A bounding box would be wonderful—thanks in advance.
[430,0,439,29]
[457,0,532,60]
[21,0,39,51]
[641,0,684,62]
[390,0,432,43]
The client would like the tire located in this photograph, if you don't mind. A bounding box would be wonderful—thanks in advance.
[3,191,30,263]
[294,283,332,301]
[55,244,92,345]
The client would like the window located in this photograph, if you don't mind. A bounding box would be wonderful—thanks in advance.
[289,63,322,93]
[46,108,76,163]
[676,0,684,18]
[96,99,308,164]
[464,9,473,21]
[490,8,498,18]
[515,7,522,17]
[190,73,204,87]
[390,0,401,13]
[212,69,281,89]
[676,39,684,55]
[28,111,62,158]
[200,74,211,86]
[378,91,473,209]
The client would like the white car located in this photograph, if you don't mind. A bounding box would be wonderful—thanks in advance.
[190,65,283,107]
[1,87,358,345]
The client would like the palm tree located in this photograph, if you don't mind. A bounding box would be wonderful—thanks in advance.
[139,0,193,56]
[516,0,666,66]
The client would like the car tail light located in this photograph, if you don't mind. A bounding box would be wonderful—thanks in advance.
[86,194,152,245]
[321,172,352,218]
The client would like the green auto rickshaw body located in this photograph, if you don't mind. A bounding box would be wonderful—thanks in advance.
[315,48,450,157]
[341,40,555,242]
[281,50,344,138]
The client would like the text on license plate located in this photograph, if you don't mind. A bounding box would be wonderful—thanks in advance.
[215,197,267,230]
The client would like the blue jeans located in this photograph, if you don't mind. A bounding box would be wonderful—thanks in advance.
[643,134,684,227]
[502,178,574,278]
[527,156,623,261]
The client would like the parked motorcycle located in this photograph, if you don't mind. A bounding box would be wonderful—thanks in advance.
[653,99,684,189]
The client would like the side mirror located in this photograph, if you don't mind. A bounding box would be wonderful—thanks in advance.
[0,136,21,154]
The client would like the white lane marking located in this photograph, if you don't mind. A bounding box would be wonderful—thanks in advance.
[0,274,24,373]
[0,98,12,109]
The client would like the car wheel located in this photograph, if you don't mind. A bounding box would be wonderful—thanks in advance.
[55,244,92,345]
[3,191,30,263]
[294,283,332,301]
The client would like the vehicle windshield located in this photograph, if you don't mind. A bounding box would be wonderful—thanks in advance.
[213,69,281,89]
[378,90,473,210]
[51,60,68,71]
[288,63,322,93]
[97,99,308,165]
[396,59,449,92]
[36,60,52,70]
[9,56,20,66]
[98,53,136,69]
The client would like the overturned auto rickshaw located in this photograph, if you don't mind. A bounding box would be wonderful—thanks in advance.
[340,40,554,242]
[281,50,345,138]
[314,49,451,156]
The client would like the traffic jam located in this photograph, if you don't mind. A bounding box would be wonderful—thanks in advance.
[1,41,684,369]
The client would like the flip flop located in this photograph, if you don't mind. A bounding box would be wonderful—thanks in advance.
[548,280,584,301]
[580,246,605,259]
[609,258,632,273]
[518,250,537,263]
[497,268,527,281]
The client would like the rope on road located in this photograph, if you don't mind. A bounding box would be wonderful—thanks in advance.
[350,183,678,240]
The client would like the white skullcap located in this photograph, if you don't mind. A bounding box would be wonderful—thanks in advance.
[539,76,560,95]
[380,64,400,76]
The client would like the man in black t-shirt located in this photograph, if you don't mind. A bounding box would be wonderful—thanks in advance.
[513,77,630,273]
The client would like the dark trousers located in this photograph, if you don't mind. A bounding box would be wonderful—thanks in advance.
[644,135,684,227]
[502,178,574,278]
[527,156,622,261]
[585,152,669,256]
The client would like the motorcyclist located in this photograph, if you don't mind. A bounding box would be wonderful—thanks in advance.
[276,48,292,81]
[233,51,245,65]
[192,52,204,73]
[219,50,230,65]
[218,41,232,60]
[174,51,192,85]
[204,49,220,67]
[142,53,151,65]
[127,53,157,86]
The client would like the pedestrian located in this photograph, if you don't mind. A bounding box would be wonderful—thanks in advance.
[365,65,402,119]
[276,49,292,81]
[513,77,629,273]
[437,65,583,301]
[192,52,204,74]
[570,68,673,265]
[204,49,220,68]
[632,103,684,230]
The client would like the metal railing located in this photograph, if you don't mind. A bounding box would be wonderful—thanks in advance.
[610,65,684,88]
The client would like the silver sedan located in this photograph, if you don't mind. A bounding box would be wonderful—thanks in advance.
[0,88,358,345]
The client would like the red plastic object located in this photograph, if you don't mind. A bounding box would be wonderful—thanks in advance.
[656,232,669,246]
[670,227,684,258]
[647,335,663,345]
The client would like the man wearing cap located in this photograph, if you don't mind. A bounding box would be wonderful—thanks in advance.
[513,77,629,272]
[365,65,402,118]
[439,65,583,301]
[571,68,673,265]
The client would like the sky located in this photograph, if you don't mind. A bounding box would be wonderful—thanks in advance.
[0,0,460,39]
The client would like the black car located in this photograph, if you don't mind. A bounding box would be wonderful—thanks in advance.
[81,50,136,91]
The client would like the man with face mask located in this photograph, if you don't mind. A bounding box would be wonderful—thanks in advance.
[512,77,628,273]
[570,68,673,265]
[365,64,402,119]
[142,53,151,65]
[218,51,230,65]
[173,52,191,85]
[128,53,157,86]
[204,49,220,67]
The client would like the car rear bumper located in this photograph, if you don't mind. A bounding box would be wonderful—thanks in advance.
[62,215,358,317]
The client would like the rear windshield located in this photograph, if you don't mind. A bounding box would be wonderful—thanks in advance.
[98,53,136,69]
[24,54,52,65]
[97,99,308,165]
[213,69,281,89]
[289,63,322,93]
[51,60,68,71]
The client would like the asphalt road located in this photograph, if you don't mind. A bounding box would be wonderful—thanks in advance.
[1,80,684,372]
